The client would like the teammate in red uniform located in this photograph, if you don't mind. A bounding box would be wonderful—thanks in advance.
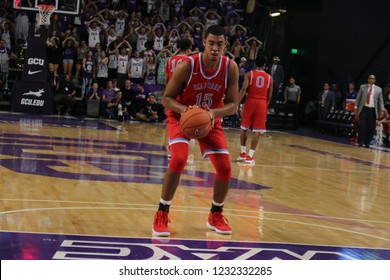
[237,55,273,165]
[152,25,239,237]
[164,38,193,85]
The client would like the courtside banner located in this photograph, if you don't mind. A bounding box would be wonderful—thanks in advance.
[12,28,52,114]
[21,34,48,82]
[12,81,53,114]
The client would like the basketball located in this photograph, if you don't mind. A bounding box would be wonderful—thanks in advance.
[180,107,212,139]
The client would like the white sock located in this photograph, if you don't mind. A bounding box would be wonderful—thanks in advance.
[212,200,224,207]
[160,198,172,205]
[241,146,247,153]
[248,149,255,157]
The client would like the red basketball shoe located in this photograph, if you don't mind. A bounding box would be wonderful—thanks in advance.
[207,211,232,235]
[152,210,170,237]
[245,155,255,165]
[237,152,247,161]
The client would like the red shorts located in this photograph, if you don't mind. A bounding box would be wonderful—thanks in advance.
[240,98,267,132]
[166,116,229,158]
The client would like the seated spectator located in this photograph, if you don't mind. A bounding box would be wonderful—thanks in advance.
[54,74,76,115]
[376,108,390,145]
[383,74,390,112]
[135,94,165,122]
[121,79,137,118]
[343,82,358,111]
[112,79,120,91]
[101,80,116,117]
[86,82,102,117]
[106,90,128,121]
[87,82,102,100]
[134,82,149,115]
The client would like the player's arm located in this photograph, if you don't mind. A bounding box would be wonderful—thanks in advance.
[238,72,250,103]
[210,60,239,118]
[267,77,273,106]
[162,60,191,114]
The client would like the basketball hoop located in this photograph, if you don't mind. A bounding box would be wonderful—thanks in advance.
[37,4,56,26]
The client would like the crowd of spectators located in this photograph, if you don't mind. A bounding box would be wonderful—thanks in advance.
[1,0,390,145]
[0,0,265,121]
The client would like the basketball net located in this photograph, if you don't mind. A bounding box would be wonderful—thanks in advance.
[37,4,56,26]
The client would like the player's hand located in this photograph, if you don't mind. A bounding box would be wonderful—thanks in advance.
[181,105,198,115]
[204,105,215,128]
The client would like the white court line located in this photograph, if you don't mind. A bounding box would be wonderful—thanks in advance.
[2,206,390,244]
[1,206,390,244]
[1,198,389,225]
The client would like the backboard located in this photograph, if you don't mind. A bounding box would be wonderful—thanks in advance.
[13,0,81,15]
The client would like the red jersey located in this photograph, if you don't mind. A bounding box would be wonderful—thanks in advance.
[167,52,231,120]
[247,70,272,100]
[164,54,188,82]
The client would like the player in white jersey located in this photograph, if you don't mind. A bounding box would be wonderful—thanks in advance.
[86,19,103,49]
[128,51,145,84]
[135,25,151,52]
[152,23,167,54]
[115,40,132,89]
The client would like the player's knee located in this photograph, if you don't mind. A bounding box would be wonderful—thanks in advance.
[214,155,232,182]
[169,154,187,173]
[216,165,231,182]
[168,143,189,173]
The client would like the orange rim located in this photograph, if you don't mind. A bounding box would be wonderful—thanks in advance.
[37,4,56,12]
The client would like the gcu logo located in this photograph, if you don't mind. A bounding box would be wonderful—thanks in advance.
[27,58,44,66]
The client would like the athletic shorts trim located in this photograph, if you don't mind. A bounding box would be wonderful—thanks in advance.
[169,138,190,145]
[252,129,267,133]
[202,148,229,158]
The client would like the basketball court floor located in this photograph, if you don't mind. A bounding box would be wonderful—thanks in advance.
[0,111,389,260]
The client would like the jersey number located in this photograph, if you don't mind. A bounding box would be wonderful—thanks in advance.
[195,93,213,108]
[255,76,265,88]
[170,58,183,73]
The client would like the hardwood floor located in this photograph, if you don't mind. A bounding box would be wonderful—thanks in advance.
[0,112,389,260]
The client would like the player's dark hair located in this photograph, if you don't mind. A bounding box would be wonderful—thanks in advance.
[204,25,225,39]
[179,38,192,51]
[256,55,267,68]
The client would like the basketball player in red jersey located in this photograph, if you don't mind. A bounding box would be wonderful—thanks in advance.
[164,38,193,85]
[164,38,193,160]
[237,55,273,165]
[152,25,239,237]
